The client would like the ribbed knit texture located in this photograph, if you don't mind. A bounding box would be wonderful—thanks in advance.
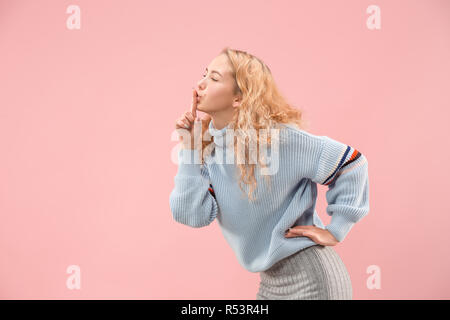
[169,121,370,273]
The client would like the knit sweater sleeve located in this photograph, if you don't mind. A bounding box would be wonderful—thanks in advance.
[312,135,370,242]
[169,148,219,228]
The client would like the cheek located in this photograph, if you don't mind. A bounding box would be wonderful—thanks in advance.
[207,86,232,104]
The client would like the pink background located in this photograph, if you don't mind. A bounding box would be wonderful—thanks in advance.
[1,0,449,299]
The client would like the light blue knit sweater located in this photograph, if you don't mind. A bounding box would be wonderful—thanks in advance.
[169,120,370,273]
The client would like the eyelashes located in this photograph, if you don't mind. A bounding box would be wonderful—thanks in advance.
[202,74,218,81]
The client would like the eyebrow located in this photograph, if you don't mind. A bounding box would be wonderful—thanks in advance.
[205,67,223,77]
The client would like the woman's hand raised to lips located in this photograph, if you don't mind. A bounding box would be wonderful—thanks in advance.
[175,89,202,149]
[285,225,340,246]
[175,89,199,130]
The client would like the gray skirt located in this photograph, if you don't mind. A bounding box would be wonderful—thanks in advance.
[256,244,353,300]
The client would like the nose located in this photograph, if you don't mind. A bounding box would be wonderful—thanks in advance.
[195,82,205,95]
[196,79,204,88]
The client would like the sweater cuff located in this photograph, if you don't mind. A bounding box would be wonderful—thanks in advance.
[324,214,356,243]
[177,148,202,176]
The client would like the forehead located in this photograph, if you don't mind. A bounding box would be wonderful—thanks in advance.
[207,54,232,76]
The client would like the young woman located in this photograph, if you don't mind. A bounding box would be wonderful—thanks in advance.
[170,47,370,300]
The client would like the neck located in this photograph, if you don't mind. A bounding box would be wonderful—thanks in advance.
[208,109,236,130]
[210,118,229,130]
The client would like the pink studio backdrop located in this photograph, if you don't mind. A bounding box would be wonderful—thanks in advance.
[1,0,449,299]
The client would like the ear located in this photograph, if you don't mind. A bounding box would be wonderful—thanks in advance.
[232,95,242,108]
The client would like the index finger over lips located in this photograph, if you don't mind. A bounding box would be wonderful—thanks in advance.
[191,89,197,119]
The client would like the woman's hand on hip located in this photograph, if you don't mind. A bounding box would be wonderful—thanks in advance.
[285,225,339,246]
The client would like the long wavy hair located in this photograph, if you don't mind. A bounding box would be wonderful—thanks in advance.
[199,47,309,202]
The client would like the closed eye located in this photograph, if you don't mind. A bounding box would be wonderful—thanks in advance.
[202,74,218,81]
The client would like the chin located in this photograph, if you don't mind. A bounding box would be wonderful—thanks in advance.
[197,104,207,112]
